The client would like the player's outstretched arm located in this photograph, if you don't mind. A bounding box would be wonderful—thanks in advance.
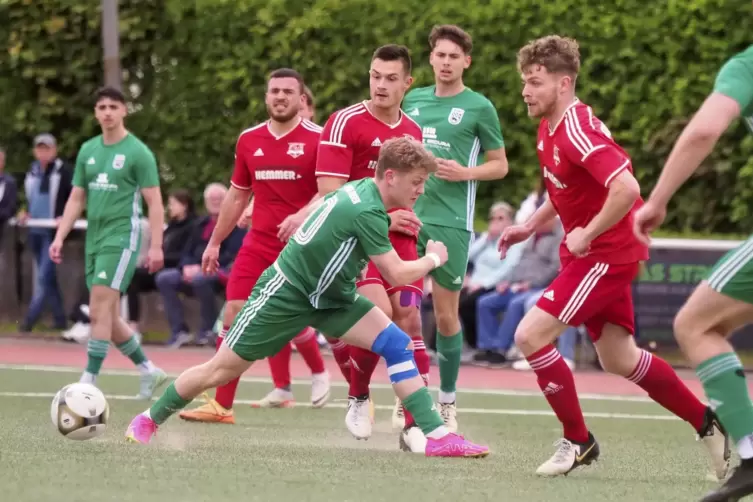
[208,186,252,248]
[649,93,741,206]
[524,198,557,233]
[53,186,86,244]
[583,170,640,241]
[370,240,448,287]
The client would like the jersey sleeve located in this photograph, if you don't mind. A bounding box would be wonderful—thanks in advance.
[230,134,252,191]
[353,209,393,256]
[713,53,753,112]
[135,145,160,188]
[72,146,87,189]
[560,107,631,187]
[316,112,354,179]
[477,99,505,151]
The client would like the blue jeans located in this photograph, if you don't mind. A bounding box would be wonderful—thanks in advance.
[155,267,222,336]
[522,290,578,361]
[476,289,531,351]
[23,231,66,329]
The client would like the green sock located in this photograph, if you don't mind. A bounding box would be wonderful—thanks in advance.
[85,339,110,375]
[696,352,753,443]
[402,386,445,436]
[116,335,147,365]
[149,383,193,425]
[436,330,463,395]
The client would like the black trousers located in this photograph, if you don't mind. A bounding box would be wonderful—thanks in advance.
[458,287,494,349]
[126,267,157,323]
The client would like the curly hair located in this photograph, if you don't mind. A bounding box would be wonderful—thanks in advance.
[517,35,580,77]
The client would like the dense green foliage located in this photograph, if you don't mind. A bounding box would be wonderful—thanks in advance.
[1,0,751,233]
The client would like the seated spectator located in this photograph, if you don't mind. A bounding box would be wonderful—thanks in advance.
[473,217,562,365]
[515,176,547,224]
[510,289,578,370]
[458,202,524,347]
[19,134,72,332]
[155,183,245,348]
[126,189,197,336]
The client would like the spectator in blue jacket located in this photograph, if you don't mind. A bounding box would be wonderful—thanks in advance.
[155,183,245,347]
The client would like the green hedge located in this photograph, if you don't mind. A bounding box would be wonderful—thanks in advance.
[2,0,752,234]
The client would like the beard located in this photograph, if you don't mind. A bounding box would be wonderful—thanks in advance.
[267,104,299,123]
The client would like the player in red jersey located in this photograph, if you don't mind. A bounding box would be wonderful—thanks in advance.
[499,35,729,478]
[178,68,330,424]
[314,44,429,448]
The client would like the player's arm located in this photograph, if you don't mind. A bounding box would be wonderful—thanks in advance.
[583,170,640,241]
[53,149,88,244]
[523,198,557,233]
[140,187,165,251]
[209,186,252,247]
[649,94,745,206]
[459,101,509,181]
[463,147,509,181]
[315,111,354,195]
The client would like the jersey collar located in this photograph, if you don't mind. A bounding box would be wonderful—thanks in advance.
[547,98,580,136]
[266,116,302,140]
[362,100,404,129]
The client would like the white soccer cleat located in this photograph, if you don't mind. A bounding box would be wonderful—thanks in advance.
[697,409,731,481]
[345,397,373,440]
[310,372,330,408]
[391,397,405,430]
[536,434,600,477]
[251,388,294,408]
[439,402,458,433]
[62,322,91,344]
[399,425,427,453]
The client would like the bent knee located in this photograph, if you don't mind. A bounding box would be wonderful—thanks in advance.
[393,307,421,338]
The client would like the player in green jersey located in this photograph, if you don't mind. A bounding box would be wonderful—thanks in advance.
[635,44,753,501]
[401,25,508,429]
[50,87,168,399]
[125,137,489,457]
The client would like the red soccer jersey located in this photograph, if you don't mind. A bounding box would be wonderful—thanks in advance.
[316,101,422,181]
[231,118,321,252]
[536,99,648,264]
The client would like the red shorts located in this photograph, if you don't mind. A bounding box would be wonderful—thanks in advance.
[535,257,640,342]
[225,244,280,301]
[356,232,423,300]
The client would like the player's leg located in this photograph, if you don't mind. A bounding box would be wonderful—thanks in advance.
[344,280,392,439]
[291,327,330,408]
[675,243,753,501]
[418,224,471,432]
[111,315,168,399]
[127,267,311,444]
[592,285,730,481]
[313,298,488,458]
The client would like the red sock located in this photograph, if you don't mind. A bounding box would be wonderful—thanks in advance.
[294,328,326,374]
[404,336,430,427]
[328,338,351,383]
[214,326,240,410]
[267,343,293,389]
[349,346,381,397]
[527,345,589,443]
[627,350,706,431]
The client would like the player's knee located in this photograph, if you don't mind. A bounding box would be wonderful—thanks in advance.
[434,310,459,336]
[370,323,418,384]
[673,305,698,346]
[393,306,422,338]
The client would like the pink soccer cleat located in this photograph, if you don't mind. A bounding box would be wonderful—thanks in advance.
[125,414,158,444]
[425,433,490,458]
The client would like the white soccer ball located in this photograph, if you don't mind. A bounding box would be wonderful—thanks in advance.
[50,383,110,440]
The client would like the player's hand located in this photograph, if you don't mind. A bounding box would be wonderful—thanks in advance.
[633,200,667,246]
[425,239,448,267]
[566,227,591,257]
[277,210,307,242]
[498,224,534,258]
[435,159,469,182]
[389,209,422,236]
[238,204,253,229]
[48,239,63,264]
[146,246,164,274]
[201,245,220,275]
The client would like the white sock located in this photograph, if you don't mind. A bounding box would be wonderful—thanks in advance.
[142,409,152,419]
[138,360,156,374]
[426,425,450,439]
[438,391,456,404]
[80,372,96,384]
[738,436,753,459]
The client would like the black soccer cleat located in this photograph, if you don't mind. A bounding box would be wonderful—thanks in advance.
[700,458,753,502]
[536,431,600,477]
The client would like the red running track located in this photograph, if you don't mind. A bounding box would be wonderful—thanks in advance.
[0,337,719,398]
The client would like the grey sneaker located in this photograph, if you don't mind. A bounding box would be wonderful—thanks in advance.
[138,368,169,400]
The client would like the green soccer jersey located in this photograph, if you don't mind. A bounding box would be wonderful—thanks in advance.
[72,133,160,250]
[403,86,505,231]
[276,178,393,309]
[714,45,753,133]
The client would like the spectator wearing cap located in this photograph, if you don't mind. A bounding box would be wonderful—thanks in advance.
[18,133,73,332]
[0,147,18,245]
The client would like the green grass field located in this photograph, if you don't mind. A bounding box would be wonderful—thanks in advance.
[0,366,726,502]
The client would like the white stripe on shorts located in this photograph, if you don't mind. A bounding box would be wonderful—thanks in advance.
[559,262,609,324]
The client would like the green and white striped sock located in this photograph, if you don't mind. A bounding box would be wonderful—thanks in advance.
[85,339,110,376]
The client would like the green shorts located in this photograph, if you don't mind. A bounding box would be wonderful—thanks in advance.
[85,246,139,293]
[706,235,753,304]
[224,265,375,362]
[417,223,472,292]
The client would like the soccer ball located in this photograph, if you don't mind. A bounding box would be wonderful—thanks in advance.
[50,383,109,440]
